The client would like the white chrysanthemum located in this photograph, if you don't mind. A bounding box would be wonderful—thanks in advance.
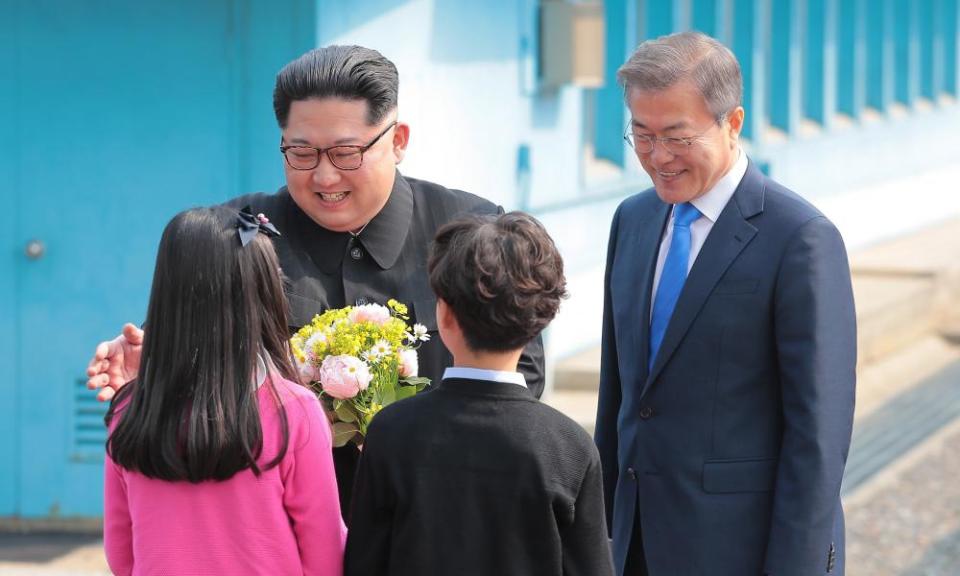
[366,339,393,360]
[412,323,431,342]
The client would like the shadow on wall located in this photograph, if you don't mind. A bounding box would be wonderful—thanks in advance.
[0,532,101,563]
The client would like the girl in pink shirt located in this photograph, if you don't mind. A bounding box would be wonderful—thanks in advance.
[104,206,345,576]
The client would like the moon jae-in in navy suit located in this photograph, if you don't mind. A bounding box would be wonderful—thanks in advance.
[595,160,857,576]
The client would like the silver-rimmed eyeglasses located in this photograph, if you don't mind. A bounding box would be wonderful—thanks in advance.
[623,124,713,156]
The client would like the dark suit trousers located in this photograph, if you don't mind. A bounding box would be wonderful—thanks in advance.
[335,445,359,525]
[625,502,649,576]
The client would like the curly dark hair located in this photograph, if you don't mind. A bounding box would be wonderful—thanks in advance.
[428,212,567,353]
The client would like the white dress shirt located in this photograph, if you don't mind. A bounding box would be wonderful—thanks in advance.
[443,366,528,388]
[650,149,749,309]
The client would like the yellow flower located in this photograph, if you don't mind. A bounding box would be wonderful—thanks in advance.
[387,298,409,318]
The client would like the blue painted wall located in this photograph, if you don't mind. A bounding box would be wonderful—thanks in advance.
[732,0,769,142]
[3,0,312,520]
[804,0,836,127]
[947,0,960,94]
[692,0,721,37]
[0,0,20,517]
[769,0,802,134]
[594,0,628,167]
[837,0,867,119]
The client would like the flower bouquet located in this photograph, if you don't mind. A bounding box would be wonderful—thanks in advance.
[290,299,430,447]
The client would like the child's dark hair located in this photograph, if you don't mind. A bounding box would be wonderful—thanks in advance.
[106,206,297,482]
[428,212,567,352]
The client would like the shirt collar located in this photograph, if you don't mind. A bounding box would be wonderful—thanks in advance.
[690,148,748,223]
[353,170,414,270]
[443,366,527,388]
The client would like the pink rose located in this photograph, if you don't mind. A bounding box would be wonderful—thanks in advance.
[319,355,372,399]
[296,358,320,386]
[348,303,391,326]
[398,348,419,378]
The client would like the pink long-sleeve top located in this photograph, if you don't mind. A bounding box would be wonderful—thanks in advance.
[104,376,346,576]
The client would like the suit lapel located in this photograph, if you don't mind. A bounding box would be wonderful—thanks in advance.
[643,163,765,394]
[620,202,670,382]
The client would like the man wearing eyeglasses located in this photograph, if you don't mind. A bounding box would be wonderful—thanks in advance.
[86,45,545,517]
[595,32,856,576]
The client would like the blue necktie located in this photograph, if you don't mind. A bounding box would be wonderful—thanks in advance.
[649,203,701,371]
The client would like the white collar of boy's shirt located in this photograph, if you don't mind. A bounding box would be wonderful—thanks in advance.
[443,367,527,388]
[688,147,748,222]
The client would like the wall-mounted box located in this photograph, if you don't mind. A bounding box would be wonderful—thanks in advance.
[540,0,605,89]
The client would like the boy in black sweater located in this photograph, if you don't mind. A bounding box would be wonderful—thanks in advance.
[346,212,614,576]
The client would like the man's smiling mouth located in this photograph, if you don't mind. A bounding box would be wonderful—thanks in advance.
[318,191,349,202]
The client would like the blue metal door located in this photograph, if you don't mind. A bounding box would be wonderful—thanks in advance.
[2,0,312,519]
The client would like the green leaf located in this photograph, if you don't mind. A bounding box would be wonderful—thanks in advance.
[334,403,358,423]
[395,385,417,401]
[380,385,396,406]
[401,376,431,388]
[331,422,360,448]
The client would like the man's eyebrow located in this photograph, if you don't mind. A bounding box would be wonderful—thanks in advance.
[630,120,690,132]
[283,136,361,146]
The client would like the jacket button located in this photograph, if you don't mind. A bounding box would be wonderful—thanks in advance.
[350,246,364,260]
[626,467,637,480]
[356,297,369,306]
[639,406,653,419]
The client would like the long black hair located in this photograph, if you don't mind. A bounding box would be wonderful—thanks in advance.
[106,206,297,482]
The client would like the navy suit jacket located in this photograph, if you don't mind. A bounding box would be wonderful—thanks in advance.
[595,161,857,576]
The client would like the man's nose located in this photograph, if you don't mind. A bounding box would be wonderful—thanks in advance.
[649,140,676,166]
[311,155,342,186]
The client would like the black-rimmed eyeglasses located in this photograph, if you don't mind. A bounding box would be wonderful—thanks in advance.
[280,121,398,171]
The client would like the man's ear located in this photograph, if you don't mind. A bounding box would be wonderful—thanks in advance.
[725,106,745,146]
[392,121,410,164]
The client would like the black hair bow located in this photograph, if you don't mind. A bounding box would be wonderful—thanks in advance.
[237,205,281,246]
